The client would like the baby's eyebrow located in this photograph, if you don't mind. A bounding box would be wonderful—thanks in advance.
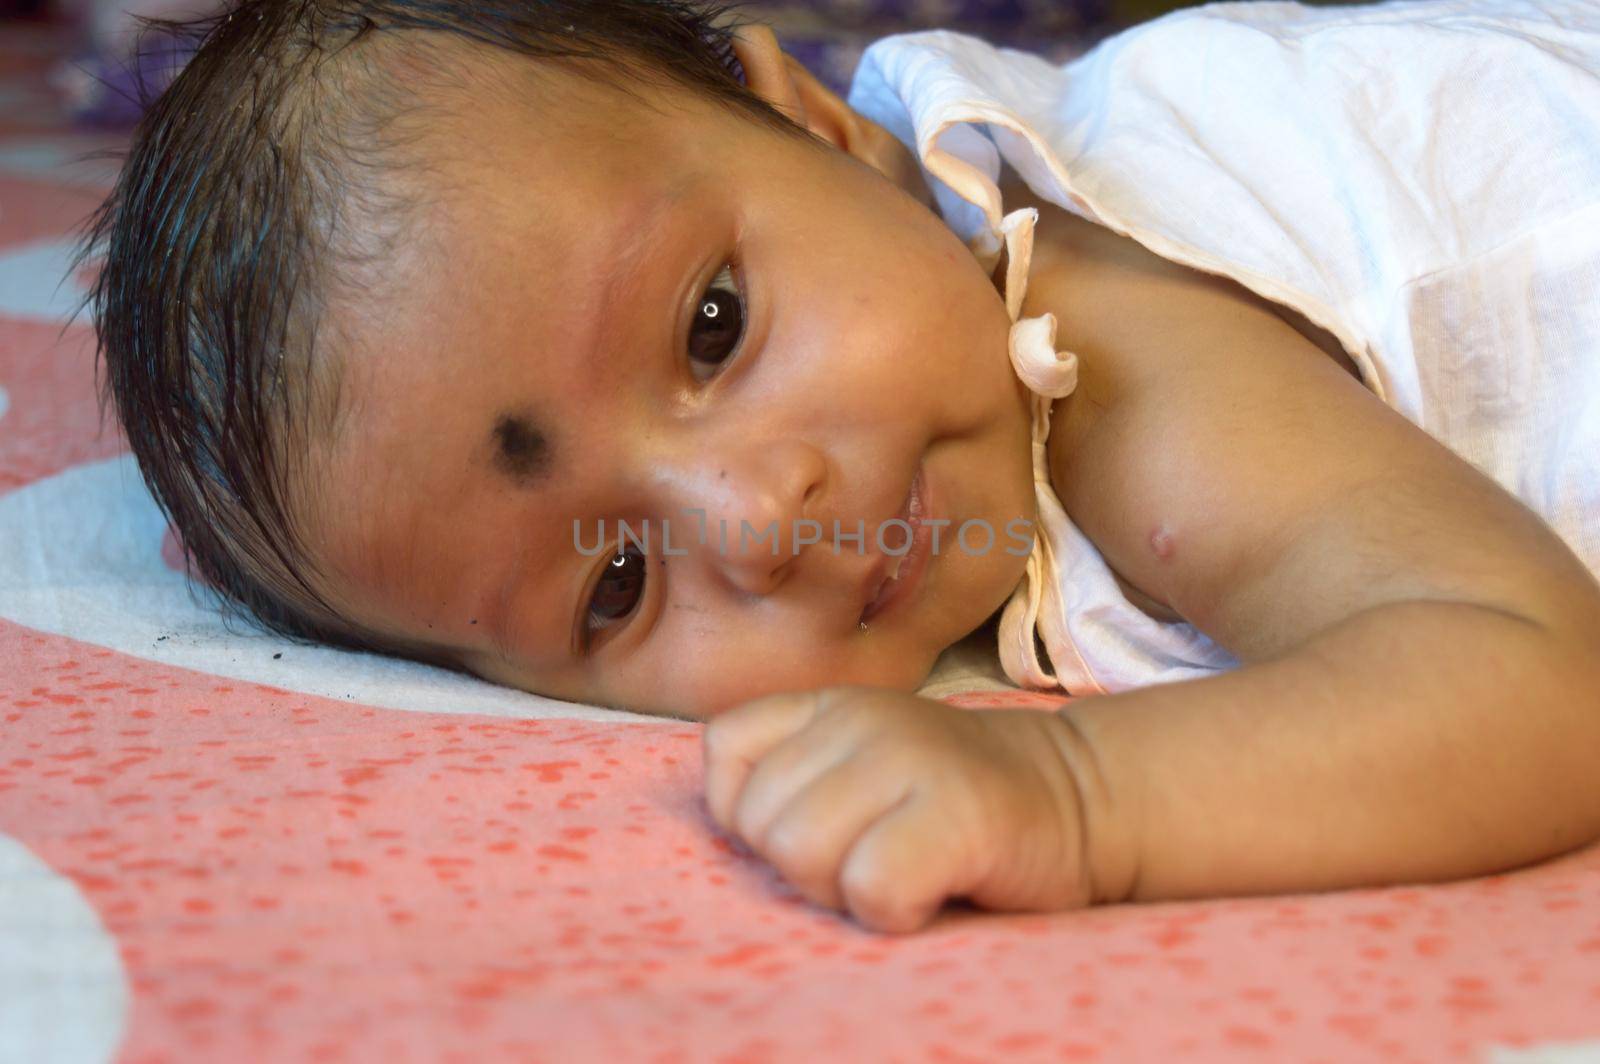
[481,173,701,497]
[491,412,552,487]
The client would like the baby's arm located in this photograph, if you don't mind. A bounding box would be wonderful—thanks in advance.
[701,225,1600,931]
[1042,243,1600,903]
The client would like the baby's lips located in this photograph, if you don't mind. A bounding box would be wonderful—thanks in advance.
[885,551,906,580]
[859,549,895,621]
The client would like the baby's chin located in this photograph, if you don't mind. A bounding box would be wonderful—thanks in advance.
[671,636,996,715]
[674,603,1011,717]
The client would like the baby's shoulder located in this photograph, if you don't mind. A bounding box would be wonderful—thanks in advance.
[1006,182,1371,636]
[1012,184,1361,468]
[1010,179,1359,395]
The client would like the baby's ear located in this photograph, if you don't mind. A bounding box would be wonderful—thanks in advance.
[731,24,933,206]
[730,24,848,146]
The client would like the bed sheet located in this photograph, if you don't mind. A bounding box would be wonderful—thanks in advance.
[5,18,1600,1064]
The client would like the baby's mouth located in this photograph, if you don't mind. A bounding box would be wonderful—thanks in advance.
[859,464,929,625]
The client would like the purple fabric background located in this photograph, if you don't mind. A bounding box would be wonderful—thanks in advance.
[57,0,1112,125]
[738,0,1111,95]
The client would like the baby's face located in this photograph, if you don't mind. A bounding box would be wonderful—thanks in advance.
[308,48,1036,720]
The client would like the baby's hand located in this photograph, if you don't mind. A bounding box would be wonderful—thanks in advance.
[702,686,1096,933]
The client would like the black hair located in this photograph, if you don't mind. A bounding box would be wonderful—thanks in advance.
[81,0,805,666]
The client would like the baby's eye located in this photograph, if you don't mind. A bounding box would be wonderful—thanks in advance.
[687,264,745,383]
[586,546,646,645]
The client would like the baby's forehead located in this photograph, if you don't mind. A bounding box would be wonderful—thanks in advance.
[352,75,722,300]
[320,70,703,359]
[315,179,669,501]
[364,33,715,166]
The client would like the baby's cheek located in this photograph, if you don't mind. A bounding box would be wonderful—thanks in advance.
[657,643,843,718]
[702,658,833,714]
[633,568,947,715]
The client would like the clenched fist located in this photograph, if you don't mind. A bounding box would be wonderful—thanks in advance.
[702,685,1118,934]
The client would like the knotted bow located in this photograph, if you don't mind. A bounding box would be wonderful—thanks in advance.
[991,207,1087,691]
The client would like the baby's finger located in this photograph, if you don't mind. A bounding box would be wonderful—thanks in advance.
[729,717,862,853]
[839,791,980,935]
[757,752,915,914]
[702,688,823,830]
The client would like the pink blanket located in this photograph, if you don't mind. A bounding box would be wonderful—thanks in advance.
[4,21,1600,1063]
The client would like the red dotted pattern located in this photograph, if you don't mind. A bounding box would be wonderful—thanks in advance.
[4,23,1600,1063]
[5,627,1600,1062]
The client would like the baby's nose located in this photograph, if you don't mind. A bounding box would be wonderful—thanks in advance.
[663,438,829,597]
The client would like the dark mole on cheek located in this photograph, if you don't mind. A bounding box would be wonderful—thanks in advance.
[492,413,552,485]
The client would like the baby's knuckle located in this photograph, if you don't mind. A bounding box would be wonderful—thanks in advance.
[813,686,866,721]
[701,717,737,764]
[731,800,769,849]
[765,815,828,872]
[839,857,898,920]
[853,890,922,934]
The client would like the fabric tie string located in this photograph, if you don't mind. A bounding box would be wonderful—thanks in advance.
[991,207,1084,691]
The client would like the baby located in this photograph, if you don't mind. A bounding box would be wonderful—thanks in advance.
[88,0,1600,933]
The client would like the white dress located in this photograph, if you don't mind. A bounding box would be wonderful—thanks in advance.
[848,0,1600,695]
